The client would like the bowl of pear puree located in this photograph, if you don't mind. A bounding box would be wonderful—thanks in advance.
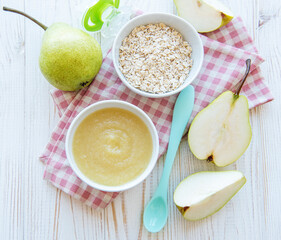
[66,100,159,192]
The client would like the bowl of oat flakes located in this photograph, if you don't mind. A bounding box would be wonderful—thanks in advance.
[112,13,204,98]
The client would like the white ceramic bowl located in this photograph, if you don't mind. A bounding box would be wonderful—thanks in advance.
[65,100,159,192]
[112,12,204,98]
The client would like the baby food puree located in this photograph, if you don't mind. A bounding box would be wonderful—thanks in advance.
[72,107,153,186]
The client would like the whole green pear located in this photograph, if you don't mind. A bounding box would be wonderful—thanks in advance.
[3,7,103,91]
[39,23,102,91]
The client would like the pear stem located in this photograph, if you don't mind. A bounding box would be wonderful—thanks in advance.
[3,6,47,31]
[235,59,251,96]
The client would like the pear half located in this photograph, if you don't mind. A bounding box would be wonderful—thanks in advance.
[174,0,234,33]
[188,59,252,167]
[174,171,246,221]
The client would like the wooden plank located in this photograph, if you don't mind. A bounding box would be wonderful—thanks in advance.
[0,1,28,239]
[3,0,60,239]
[256,0,281,238]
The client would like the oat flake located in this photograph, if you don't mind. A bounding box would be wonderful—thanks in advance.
[119,23,193,94]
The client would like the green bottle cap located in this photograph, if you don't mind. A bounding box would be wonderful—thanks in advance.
[83,0,120,32]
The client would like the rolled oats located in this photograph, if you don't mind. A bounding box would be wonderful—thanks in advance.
[119,23,193,94]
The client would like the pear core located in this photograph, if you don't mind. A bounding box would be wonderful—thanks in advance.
[39,23,103,91]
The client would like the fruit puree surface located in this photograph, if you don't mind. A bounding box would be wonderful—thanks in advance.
[72,108,153,186]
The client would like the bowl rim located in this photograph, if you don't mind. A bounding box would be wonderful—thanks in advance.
[65,100,159,192]
[112,12,204,98]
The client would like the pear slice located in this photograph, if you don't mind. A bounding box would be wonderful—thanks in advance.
[188,59,252,167]
[174,171,246,221]
[174,0,234,33]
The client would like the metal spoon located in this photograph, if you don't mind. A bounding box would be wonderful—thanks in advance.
[143,85,195,233]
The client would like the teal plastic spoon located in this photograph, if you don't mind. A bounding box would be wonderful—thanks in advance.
[143,85,195,233]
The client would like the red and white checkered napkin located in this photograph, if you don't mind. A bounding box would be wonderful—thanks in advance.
[39,16,273,209]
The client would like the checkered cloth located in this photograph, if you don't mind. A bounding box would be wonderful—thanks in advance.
[39,16,273,209]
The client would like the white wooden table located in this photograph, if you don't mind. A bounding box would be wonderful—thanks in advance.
[0,0,280,239]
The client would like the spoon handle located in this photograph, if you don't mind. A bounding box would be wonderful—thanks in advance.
[155,85,195,196]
